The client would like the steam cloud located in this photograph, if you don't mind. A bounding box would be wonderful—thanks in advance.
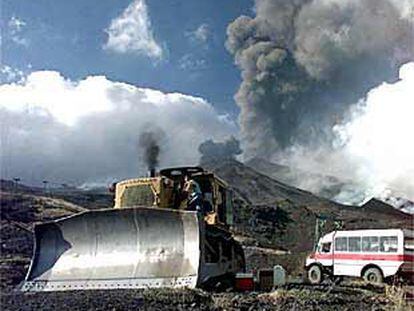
[227,0,414,203]
[138,128,165,172]
[334,62,414,202]
[198,136,242,165]
[284,62,414,204]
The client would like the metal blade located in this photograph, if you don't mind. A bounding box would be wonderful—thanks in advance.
[22,207,201,291]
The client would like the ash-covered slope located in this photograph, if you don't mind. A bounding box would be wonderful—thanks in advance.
[360,198,413,218]
[246,158,414,215]
[376,193,414,215]
[246,157,354,201]
[215,159,320,206]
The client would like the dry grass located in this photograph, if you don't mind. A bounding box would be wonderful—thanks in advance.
[384,285,412,311]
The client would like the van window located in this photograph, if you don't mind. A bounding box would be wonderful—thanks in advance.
[335,237,347,251]
[348,237,361,252]
[380,236,398,253]
[404,237,414,251]
[319,242,331,253]
[362,236,379,252]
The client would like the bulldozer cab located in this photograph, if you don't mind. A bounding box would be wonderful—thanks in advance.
[114,167,234,226]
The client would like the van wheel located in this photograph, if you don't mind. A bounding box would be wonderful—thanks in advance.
[308,265,323,284]
[363,267,383,284]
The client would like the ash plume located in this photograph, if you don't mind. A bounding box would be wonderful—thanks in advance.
[226,0,414,204]
[226,0,414,158]
[198,136,242,165]
[138,128,165,172]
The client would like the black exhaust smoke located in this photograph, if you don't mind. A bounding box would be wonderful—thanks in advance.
[138,128,165,177]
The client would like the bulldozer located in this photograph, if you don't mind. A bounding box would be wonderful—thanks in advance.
[21,167,245,291]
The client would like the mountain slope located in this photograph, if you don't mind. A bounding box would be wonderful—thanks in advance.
[246,157,349,200]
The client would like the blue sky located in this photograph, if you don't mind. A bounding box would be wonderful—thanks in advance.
[2,0,252,114]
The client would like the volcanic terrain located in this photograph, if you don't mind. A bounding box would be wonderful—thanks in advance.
[1,160,412,310]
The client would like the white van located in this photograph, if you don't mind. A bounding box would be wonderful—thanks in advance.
[305,229,414,284]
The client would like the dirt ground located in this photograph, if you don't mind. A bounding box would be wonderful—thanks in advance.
[2,281,412,310]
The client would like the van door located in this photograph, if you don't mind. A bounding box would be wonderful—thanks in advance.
[317,241,333,268]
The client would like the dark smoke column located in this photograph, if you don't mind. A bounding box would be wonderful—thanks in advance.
[139,129,165,176]
[198,136,242,166]
[226,0,414,159]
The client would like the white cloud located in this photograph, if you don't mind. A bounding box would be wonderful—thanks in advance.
[103,0,163,59]
[0,70,237,185]
[8,16,26,31]
[180,24,211,71]
[7,16,29,46]
[333,62,414,201]
[179,54,207,70]
[389,0,414,20]
[0,65,25,83]
[0,71,113,125]
[186,23,210,44]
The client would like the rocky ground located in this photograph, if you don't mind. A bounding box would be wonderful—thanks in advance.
[3,284,411,311]
[1,161,413,310]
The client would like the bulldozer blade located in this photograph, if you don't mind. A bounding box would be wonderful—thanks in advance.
[21,207,201,291]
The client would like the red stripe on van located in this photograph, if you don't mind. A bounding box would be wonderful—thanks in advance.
[314,253,414,261]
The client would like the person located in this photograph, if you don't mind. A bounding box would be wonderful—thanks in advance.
[180,175,203,212]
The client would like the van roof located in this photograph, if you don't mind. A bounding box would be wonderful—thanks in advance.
[320,228,413,241]
[334,229,403,237]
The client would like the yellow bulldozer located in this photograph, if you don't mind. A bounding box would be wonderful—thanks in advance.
[21,167,245,291]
